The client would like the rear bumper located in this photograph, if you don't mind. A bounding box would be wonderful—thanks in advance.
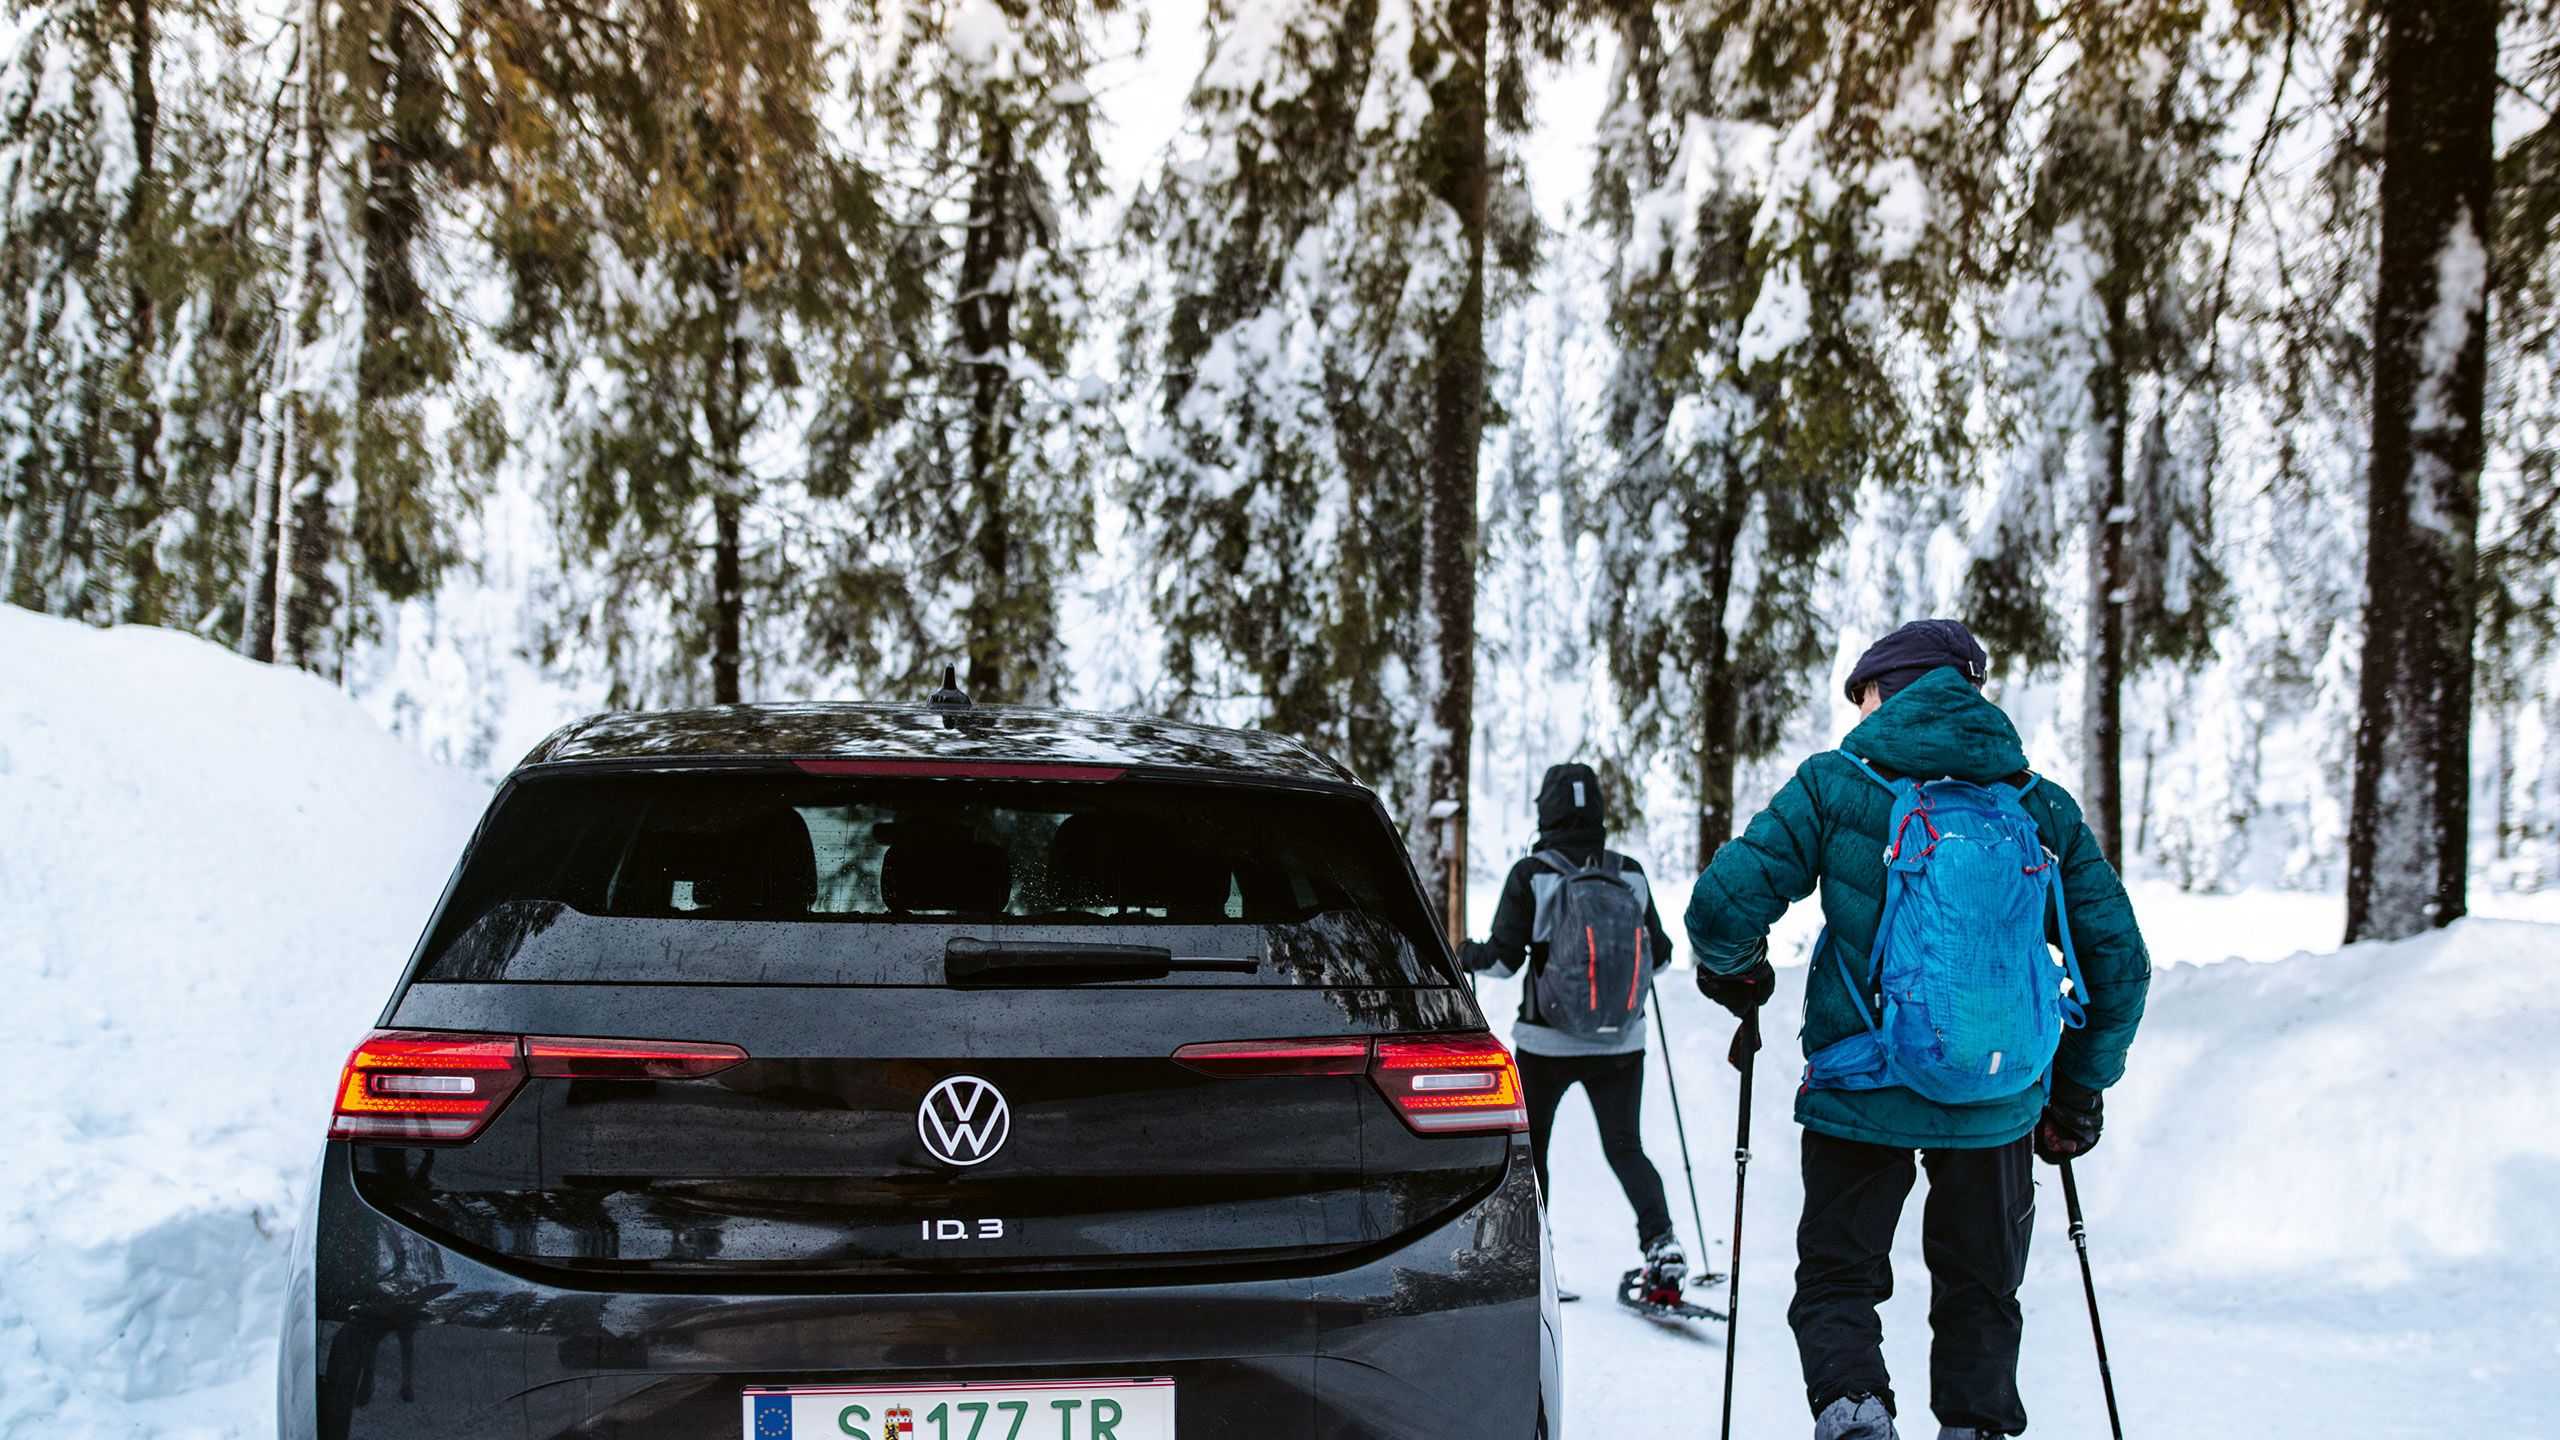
[280,1143,1558,1440]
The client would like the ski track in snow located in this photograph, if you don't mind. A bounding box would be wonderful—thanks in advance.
[5,605,2559,1438]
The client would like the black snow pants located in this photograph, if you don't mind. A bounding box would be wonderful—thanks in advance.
[1517,1048,1674,1248]
[1789,1130,2036,1435]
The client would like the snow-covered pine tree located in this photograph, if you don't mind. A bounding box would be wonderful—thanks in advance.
[472,0,904,706]
[2176,0,2377,891]
[1123,0,1537,918]
[1472,214,1609,866]
[1949,1,2247,863]
[1576,0,1946,867]
[335,0,488,627]
[0,0,268,632]
[242,0,486,679]
[2486,18,2560,885]
[257,0,347,672]
[804,0,1117,705]
[0,0,157,619]
[2344,0,2494,941]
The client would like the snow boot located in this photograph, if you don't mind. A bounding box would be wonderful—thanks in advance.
[1634,1230,1688,1305]
[1813,1394,1898,1440]
[1936,1430,2005,1440]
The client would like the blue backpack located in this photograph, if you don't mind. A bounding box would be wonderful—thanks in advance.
[1802,752,2089,1106]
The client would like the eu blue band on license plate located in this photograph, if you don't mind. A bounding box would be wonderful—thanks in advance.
[743,1378,1175,1440]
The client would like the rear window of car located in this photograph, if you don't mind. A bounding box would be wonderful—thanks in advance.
[415,770,1451,987]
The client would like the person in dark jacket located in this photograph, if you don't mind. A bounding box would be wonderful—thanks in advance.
[1457,762,1687,1297]
[1685,620,2150,1440]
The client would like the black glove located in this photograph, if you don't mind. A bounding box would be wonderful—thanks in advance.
[1727,1012,1763,1070]
[2034,1079,2103,1165]
[1695,954,1776,1021]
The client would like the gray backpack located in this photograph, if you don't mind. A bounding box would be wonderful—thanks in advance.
[1529,849,1652,1038]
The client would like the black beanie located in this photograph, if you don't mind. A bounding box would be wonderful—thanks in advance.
[1844,619,1989,704]
[1535,762,1605,839]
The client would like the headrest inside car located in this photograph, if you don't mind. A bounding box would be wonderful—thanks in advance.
[1045,812,1232,919]
[880,828,1013,914]
[622,805,818,916]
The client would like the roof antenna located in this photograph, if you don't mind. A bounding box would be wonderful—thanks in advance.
[928,662,972,715]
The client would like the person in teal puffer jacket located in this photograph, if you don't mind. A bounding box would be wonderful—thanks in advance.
[1685,620,2150,1440]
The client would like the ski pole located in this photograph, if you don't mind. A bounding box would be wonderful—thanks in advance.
[1720,1012,1759,1440]
[2059,1159,2125,1440]
[1647,972,1710,1254]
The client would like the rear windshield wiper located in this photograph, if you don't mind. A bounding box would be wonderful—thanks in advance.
[943,937,1261,985]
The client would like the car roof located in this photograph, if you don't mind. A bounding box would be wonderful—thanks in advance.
[515,703,1362,786]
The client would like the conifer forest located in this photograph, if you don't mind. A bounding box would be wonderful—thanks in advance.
[4,0,2556,941]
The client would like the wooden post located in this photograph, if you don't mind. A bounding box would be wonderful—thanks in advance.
[1444,808,1468,944]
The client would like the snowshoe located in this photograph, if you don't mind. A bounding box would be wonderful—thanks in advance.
[1615,1265,1723,1321]
[1616,1234,1722,1320]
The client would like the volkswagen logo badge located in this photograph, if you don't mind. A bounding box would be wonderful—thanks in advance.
[917,1074,1011,1167]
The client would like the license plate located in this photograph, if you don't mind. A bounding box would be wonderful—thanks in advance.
[744,1379,1174,1440]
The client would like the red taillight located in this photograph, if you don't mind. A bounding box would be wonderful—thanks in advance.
[329,1032,751,1141]
[1172,1037,1373,1076]
[329,1031,525,1142]
[1371,1034,1528,1135]
[1172,1031,1529,1135]
[524,1035,747,1079]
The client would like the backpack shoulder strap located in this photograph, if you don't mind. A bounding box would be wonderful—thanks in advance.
[1840,750,1907,795]
[2042,848,2090,1031]
[1536,848,1631,886]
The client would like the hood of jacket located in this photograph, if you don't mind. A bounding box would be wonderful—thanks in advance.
[1534,762,1606,847]
[1839,666,2029,784]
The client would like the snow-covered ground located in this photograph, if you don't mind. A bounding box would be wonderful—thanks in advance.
[5,604,2557,1438]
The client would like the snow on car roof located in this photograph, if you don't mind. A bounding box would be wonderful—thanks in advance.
[516,703,1360,785]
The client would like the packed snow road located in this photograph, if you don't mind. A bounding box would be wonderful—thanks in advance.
[4,605,2557,1438]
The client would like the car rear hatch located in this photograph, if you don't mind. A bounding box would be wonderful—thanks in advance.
[343,765,1514,1285]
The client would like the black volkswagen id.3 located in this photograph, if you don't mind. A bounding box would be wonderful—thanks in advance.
[279,691,1559,1440]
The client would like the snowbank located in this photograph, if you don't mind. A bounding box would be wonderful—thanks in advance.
[0,606,487,1438]
[2098,918,2560,1282]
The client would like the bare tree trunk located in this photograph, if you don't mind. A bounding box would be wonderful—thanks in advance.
[1,504,26,608]
[267,407,304,662]
[706,289,746,706]
[2544,673,2560,887]
[2083,288,2131,864]
[701,115,749,708]
[958,110,1018,701]
[712,494,742,704]
[120,0,166,622]
[1693,489,1746,869]
[2135,731,2158,856]
[280,464,332,666]
[236,345,283,660]
[2492,687,2514,862]
[1416,0,1487,941]
[269,0,330,669]
[2345,0,2494,943]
